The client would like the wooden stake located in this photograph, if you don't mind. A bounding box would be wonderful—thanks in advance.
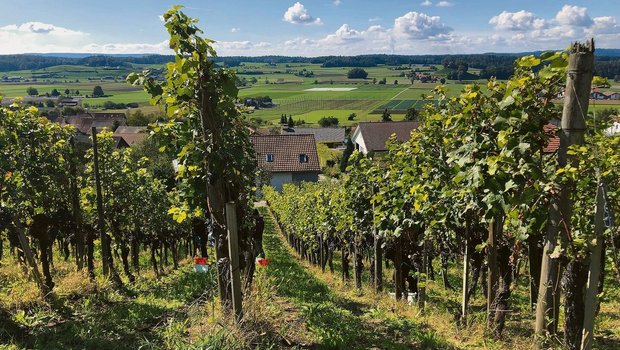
[580,182,606,350]
[462,234,469,325]
[226,202,243,322]
[16,223,44,293]
[487,218,500,328]
[535,39,594,345]
[91,127,110,276]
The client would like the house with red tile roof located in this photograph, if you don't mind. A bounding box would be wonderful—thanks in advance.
[250,134,321,191]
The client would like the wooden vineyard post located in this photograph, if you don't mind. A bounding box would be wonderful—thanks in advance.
[69,137,84,270]
[394,234,403,300]
[374,235,383,292]
[580,182,606,350]
[418,237,428,310]
[535,40,594,345]
[92,127,110,277]
[16,223,44,293]
[487,219,499,328]
[462,233,469,326]
[372,191,382,292]
[226,202,243,322]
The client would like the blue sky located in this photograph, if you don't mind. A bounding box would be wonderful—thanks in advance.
[0,1,618,55]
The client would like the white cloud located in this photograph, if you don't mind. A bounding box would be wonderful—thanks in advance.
[589,16,620,35]
[436,1,454,7]
[487,5,620,51]
[555,5,592,27]
[283,2,322,25]
[82,41,170,54]
[231,27,240,33]
[393,12,452,39]
[321,24,364,45]
[420,0,432,6]
[0,21,85,36]
[369,17,381,22]
[489,10,546,31]
[333,0,342,5]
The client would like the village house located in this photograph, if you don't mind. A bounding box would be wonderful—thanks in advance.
[250,134,321,191]
[281,127,346,148]
[113,126,148,147]
[591,91,609,100]
[351,121,419,154]
[61,112,127,135]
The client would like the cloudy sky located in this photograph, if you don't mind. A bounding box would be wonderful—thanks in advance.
[0,0,618,56]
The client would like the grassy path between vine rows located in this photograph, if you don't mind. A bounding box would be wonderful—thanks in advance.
[259,207,454,349]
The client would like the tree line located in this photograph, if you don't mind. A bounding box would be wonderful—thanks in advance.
[3,53,620,79]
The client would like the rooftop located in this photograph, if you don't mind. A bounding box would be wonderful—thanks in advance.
[354,121,420,152]
[250,134,321,173]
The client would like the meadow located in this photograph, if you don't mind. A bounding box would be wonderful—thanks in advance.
[1,61,619,126]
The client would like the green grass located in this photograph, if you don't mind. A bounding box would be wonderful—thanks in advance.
[259,207,454,349]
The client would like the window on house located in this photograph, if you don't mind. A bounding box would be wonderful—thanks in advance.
[299,154,309,163]
[266,154,274,162]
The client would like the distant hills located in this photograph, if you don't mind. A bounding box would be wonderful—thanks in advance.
[29,53,161,59]
[22,48,620,59]
[1,50,619,79]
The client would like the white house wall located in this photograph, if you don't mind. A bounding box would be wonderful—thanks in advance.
[270,172,293,191]
[351,128,368,154]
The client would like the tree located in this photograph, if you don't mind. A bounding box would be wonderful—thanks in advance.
[404,107,419,121]
[348,113,357,121]
[26,87,38,96]
[440,78,446,84]
[378,77,387,85]
[64,89,70,95]
[45,100,55,108]
[592,75,610,88]
[394,80,398,85]
[318,116,339,127]
[339,137,354,172]
[288,115,294,127]
[75,90,80,95]
[347,68,368,79]
[92,85,104,97]
[381,109,392,122]
[50,89,60,97]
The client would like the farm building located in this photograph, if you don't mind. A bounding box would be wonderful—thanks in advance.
[250,134,321,191]
[281,127,346,148]
[58,97,82,107]
[609,92,620,100]
[351,121,419,154]
[113,126,149,147]
[61,112,127,135]
[591,91,609,100]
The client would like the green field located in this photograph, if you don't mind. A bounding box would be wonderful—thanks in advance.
[2,62,619,126]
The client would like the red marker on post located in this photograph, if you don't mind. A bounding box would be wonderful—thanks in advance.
[194,257,208,272]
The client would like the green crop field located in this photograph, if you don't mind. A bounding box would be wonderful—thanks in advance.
[2,61,619,126]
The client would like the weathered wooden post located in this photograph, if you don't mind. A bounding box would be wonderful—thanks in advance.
[15,223,44,293]
[69,137,84,270]
[535,40,594,345]
[461,232,469,325]
[487,218,500,328]
[372,189,382,292]
[395,234,404,300]
[580,181,606,350]
[92,127,110,276]
[226,202,243,322]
